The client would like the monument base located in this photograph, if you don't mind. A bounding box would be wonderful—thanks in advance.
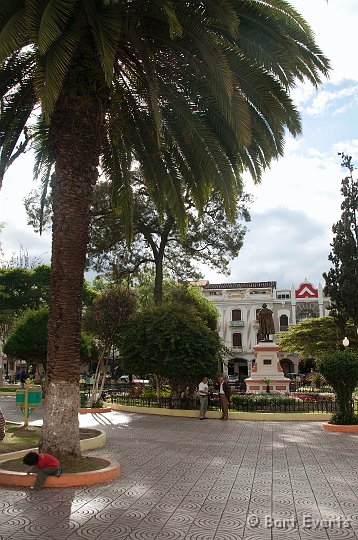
[245,341,290,394]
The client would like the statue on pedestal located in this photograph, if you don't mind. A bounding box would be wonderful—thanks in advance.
[257,303,275,341]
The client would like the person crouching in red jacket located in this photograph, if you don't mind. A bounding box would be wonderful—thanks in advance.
[23,451,62,490]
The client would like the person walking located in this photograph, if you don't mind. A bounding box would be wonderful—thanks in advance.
[198,376,209,420]
[219,376,231,420]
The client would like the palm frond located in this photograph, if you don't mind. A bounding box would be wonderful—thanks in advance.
[38,0,77,53]
[34,13,81,119]
[0,8,28,64]
[0,78,36,186]
[83,0,122,85]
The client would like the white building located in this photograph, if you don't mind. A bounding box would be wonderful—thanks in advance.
[197,278,330,382]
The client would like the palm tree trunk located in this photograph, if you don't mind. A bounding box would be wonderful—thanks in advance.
[41,52,107,457]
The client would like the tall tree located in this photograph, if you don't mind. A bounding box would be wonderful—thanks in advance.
[0,1,330,457]
[88,180,250,305]
[83,285,135,406]
[120,304,221,398]
[323,154,358,328]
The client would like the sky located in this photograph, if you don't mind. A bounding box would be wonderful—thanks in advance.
[0,0,357,290]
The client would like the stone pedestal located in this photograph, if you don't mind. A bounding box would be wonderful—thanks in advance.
[245,341,290,394]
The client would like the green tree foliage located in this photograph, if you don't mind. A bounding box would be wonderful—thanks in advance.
[87,181,250,305]
[323,154,358,328]
[83,286,135,348]
[130,270,179,312]
[0,265,50,314]
[0,265,95,317]
[0,265,51,351]
[4,307,97,366]
[166,284,219,332]
[277,317,358,358]
[318,350,358,425]
[120,305,221,396]
[83,285,135,405]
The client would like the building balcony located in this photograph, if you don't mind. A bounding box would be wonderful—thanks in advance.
[229,320,244,327]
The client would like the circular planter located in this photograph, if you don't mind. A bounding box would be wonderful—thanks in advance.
[322,422,358,433]
[0,457,120,488]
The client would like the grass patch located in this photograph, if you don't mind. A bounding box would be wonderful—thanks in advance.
[0,426,100,454]
[0,424,41,453]
[1,455,109,473]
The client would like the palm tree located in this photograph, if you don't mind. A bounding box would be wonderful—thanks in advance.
[0,1,329,457]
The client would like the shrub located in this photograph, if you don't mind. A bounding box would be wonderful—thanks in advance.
[318,350,358,425]
[230,394,299,410]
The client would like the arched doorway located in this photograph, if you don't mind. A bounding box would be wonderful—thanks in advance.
[280,358,294,375]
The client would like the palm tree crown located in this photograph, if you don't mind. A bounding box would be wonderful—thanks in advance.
[1,1,329,216]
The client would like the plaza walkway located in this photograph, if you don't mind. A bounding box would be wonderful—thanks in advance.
[0,395,357,539]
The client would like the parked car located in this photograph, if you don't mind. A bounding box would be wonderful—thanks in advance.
[285,373,298,380]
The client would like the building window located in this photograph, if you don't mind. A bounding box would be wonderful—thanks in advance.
[232,333,242,347]
[232,309,242,321]
[209,291,217,296]
[277,293,290,299]
[279,314,289,331]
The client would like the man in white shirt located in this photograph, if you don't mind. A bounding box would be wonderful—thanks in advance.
[198,376,209,420]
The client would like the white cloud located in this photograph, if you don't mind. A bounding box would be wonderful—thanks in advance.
[0,152,51,262]
[204,208,332,289]
[305,85,358,116]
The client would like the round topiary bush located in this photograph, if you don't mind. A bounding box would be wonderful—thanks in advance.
[318,350,358,425]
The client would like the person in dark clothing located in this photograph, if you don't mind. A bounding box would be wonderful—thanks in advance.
[219,376,231,420]
[0,410,5,441]
[19,369,27,390]
[23,451,62,490]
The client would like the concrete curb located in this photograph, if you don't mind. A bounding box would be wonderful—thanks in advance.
[79,407,112,414]
[108,403,332,422]
[0,457,120,488]
[322,422,358,433]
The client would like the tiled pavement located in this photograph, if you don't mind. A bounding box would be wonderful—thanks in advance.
[0,396,358,539]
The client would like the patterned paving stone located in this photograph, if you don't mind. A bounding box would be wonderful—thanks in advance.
[0,399,358,539]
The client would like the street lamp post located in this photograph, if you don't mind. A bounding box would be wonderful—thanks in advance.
[343,336,349,349]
